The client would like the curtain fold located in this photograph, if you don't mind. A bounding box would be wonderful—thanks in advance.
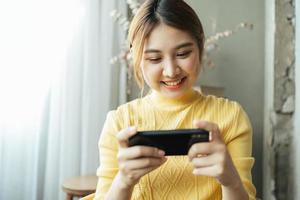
[0,0,127,199]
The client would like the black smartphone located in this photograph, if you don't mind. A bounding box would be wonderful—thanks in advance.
[128,129,210,156]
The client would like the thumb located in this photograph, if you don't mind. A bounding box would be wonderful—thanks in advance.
[116,126,137,148]
[193,119,221,142]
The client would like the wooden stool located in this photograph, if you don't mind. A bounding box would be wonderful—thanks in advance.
[62,175,98,200]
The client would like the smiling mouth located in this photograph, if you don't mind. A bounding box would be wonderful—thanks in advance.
[161,77,186,87]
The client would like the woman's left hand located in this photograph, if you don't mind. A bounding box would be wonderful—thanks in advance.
[188,120,241,188]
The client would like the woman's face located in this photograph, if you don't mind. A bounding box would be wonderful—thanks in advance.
[141,23,201,99]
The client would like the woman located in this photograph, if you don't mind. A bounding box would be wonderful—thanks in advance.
[92,0,256,199]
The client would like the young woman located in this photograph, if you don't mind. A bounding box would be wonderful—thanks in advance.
[92,0,256,199]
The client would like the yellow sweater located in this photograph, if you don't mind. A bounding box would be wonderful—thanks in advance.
[94,90,256,200]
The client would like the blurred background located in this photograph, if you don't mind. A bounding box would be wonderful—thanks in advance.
[0,0,299,199]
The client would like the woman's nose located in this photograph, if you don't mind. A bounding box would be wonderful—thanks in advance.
[162,59,181,77]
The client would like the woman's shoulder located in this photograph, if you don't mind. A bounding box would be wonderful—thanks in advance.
[198,94,251,143]
[106,97,148,126]
[198,93,242,111]
[115,97,146,113]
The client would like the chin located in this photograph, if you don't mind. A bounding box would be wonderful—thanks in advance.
[160,89,188,99]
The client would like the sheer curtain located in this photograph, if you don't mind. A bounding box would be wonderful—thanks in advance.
[0,0,126,199]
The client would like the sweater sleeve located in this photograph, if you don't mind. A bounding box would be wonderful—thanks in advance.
[226,103,257,200]
[94,110,122,200]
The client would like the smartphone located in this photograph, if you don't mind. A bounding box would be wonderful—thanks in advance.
[128,129,209,156]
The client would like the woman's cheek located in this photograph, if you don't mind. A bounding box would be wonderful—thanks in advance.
[180,59,199,73]
[142,64,162,84]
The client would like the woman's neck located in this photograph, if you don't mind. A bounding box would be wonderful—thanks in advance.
[149,89,200,106]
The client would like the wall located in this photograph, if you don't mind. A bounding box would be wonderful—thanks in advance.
[264,0,296,199]
[185,0,265,197]
[295,0,300,199]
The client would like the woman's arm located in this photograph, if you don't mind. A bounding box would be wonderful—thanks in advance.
[221,179,248,200]
[104,172,134,200]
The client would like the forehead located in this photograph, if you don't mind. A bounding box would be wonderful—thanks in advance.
[144,23,196,50]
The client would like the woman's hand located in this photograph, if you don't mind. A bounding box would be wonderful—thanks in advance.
[116,126,167,189]
[188,120,241,187]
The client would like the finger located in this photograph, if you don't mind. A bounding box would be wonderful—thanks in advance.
[188,142,214,160]
[129,163,166,180]
[138,161,166,174]
[117,126,137,148]
[123,157,167,170]
[193,120,217,133]
[192,165,219,177]
[188,141,227,161]
[191,153,221,168]
[193,120,221,142]
[118,146,165,160]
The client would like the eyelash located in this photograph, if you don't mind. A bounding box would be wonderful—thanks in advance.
[177,51,192,58]
[148,58,161,63]
[146,51,192,63]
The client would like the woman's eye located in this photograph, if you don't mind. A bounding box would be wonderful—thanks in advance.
[148,58,162,63]
[177,51,192,58]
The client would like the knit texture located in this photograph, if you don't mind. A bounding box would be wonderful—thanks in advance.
[94,90,256,200]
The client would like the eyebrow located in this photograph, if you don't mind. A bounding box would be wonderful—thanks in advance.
[144,42,194,54]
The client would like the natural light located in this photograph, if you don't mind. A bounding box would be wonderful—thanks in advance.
[0,0,84,129]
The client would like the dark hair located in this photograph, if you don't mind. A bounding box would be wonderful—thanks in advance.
[128,0,205,89]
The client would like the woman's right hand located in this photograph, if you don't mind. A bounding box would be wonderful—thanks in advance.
[115,126,167,189]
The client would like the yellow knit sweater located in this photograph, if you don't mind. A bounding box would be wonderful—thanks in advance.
[94,90,256,200]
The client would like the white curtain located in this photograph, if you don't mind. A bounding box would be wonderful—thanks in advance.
[0,0,127,199]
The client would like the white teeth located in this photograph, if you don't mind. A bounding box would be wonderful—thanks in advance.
[164,79,182,86]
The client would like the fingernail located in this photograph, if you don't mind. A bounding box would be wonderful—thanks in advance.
[209,131,213,141]
[129,126,136,132]
[158,150,165,156]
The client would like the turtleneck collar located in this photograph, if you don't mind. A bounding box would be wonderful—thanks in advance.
[147,89,202,108]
